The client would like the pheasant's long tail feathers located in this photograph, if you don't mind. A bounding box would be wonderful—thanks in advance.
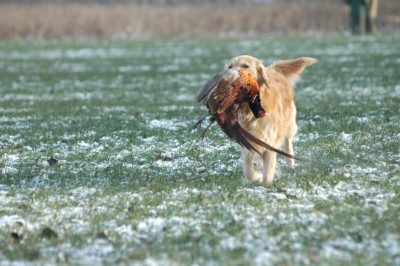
[227,124,257,153]
[230,123,308,162]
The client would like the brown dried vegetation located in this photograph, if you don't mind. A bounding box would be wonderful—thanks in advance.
[0,1,398,39]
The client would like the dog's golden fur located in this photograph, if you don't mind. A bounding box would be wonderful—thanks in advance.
[226,55,316,184]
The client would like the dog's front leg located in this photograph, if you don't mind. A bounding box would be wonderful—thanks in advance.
[241,148,262,182]
[262,150,277,184]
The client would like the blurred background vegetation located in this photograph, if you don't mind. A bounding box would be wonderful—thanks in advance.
[0,0,398,39]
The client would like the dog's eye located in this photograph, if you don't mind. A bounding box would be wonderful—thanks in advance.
[241,64,249,69]
[228,65,233,69]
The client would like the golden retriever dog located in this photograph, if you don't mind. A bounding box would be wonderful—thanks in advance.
[226,55,316,184]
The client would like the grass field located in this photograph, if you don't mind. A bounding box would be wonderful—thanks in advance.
[0,35,400,265]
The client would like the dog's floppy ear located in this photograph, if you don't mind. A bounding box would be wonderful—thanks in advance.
[256,60,269,87]
[271,57,317,85]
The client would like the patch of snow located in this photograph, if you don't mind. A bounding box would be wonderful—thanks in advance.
[175,93,193,102]
[148,119,187,131]
[159,105,196,112]
[395,85,400,96]
[1,166,18,174]
[103,106,128,113]
[0,107,31,113]
[71,239,115,265]
[114,224,137,240]
[137,217,166,236]
[69,187,97,198]
[76,141,91,150]
[340,132,352,143]
[118,65,151,72]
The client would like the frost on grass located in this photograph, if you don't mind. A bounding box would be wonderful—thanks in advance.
[148,119,186,131]
[0,36,400,265]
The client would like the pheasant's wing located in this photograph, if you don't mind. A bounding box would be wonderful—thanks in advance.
[207,77,238,114]
[197,69,239,114]
[196,70,229,103]
[197,70,239,103]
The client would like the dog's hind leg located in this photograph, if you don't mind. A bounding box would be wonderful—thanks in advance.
[283,138,295,168]
[284,107,297,168]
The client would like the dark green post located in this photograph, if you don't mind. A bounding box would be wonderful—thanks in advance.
[346,0,378,34]
[347,0,366,34]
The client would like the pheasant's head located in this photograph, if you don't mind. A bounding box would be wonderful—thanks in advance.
[236,69,265,118]
[238,69,259,92]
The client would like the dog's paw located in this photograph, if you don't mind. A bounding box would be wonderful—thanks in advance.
[246,172,263,182]
[286,158,295,168]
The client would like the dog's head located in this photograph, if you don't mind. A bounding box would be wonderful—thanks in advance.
[226,55,317,87]
[226,55,267,87]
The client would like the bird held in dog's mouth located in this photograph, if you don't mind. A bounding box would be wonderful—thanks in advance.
[194,68,301,160]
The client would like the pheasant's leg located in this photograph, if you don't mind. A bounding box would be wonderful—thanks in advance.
[193,113,210,129]
[197,119,215,140]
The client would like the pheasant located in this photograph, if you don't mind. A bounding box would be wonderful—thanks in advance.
[195,68,298,160]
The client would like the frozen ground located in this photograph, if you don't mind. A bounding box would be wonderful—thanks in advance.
[0,36,399,265]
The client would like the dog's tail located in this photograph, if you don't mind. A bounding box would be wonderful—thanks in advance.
[270,57,317,85]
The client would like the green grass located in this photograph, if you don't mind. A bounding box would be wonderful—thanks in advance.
[1,35,400,265]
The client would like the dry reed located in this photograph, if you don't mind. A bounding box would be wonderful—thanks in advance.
[0,1,398,40]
